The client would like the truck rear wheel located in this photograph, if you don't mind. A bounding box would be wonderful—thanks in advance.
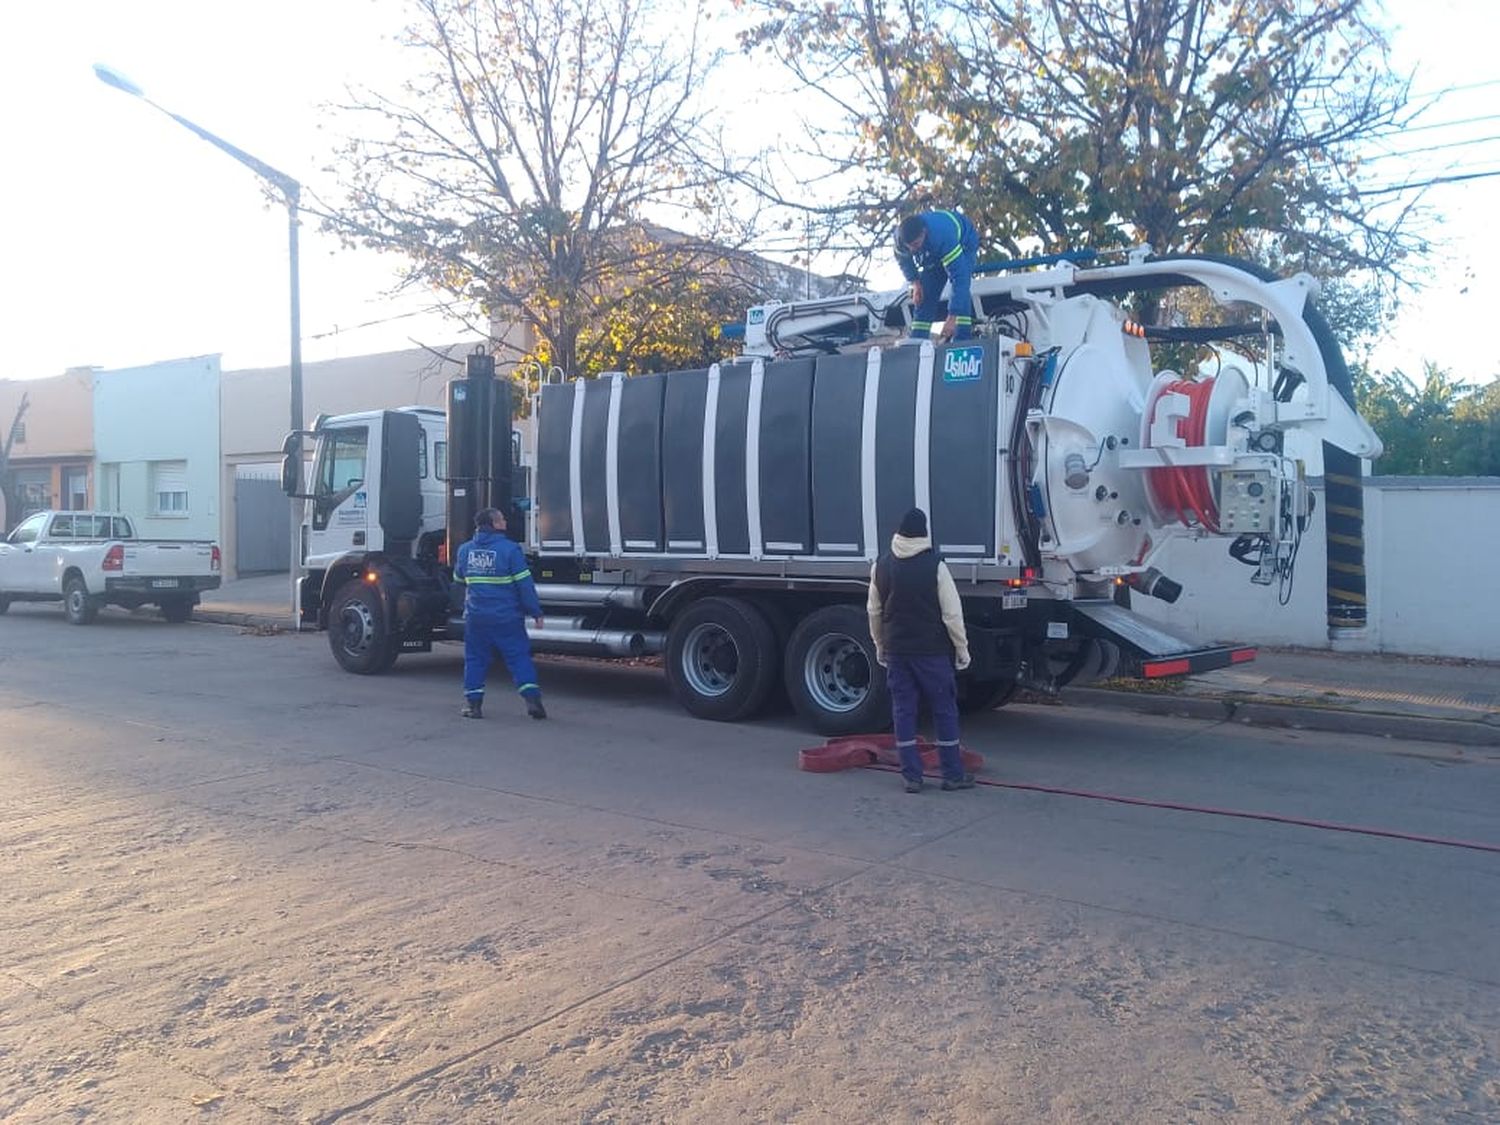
[63,577,99,625]
[784,604,890,735]
[328,579,400,674]
[159,597,194,624]
[665,597,779,722]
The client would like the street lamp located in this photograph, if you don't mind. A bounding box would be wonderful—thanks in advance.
[93,63,304,629]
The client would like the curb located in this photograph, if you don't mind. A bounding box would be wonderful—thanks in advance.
[195,609,296,631]
[1067,687,1500,748]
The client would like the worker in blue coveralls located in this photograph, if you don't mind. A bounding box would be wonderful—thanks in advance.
[896,209,981,342]
[867,508,974,794]
[455,507,547,720]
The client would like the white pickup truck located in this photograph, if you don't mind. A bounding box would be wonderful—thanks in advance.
[0,510,221,624]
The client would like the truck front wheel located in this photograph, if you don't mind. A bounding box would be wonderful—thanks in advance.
[784,604,890,735]
[63,577,99,625]
[328,579,399,674]
[665,597,779,722]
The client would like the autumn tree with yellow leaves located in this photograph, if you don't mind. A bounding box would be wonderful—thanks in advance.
[739,0,1423,292]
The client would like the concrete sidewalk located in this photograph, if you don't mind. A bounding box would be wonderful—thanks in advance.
[199,572,297,629]
[199,575,1499,746]
[1071,648,1500,748]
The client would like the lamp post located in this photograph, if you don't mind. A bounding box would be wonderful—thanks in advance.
[93,64,304,628]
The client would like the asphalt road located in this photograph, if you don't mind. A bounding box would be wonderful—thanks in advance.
[2,603,1498,1122]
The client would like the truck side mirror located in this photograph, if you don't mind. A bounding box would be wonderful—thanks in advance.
[280,431,314,498]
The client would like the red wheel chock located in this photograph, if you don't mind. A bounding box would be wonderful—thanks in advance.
[799,734,985,774]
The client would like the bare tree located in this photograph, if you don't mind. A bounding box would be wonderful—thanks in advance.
[319,0,758,377]
[1,393,31,532]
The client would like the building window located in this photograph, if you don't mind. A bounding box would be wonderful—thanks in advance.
[151,461,189,517]
[14,469,50,521]
[65,467,88,511]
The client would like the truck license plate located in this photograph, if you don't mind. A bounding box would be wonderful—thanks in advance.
[151,579,179,589]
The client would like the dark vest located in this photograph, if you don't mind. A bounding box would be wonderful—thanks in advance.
[874,548,951,655]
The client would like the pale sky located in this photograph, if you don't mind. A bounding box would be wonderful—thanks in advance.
[2,0,1495,386]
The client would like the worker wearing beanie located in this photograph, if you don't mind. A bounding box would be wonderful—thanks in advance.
[454,507,547,720]
[895,209,980,343]
[867,507,974,793]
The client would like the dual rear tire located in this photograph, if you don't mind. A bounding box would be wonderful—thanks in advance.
[665,599,890,735]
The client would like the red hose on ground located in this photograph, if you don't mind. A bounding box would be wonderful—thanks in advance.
[872,763,1500,855]
[798,740,1500,855]
[799,734,985,775]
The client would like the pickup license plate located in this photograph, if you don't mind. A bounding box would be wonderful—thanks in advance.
[151,579,179,589]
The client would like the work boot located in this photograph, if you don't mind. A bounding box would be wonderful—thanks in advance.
[524,693,547,721]
[462,699,483,719]
[941,774,976,791]
[904,778,924,794]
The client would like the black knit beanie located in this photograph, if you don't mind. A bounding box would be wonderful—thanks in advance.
[897,508,928,538]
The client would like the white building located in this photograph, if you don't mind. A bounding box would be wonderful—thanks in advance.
[94,355,222,543]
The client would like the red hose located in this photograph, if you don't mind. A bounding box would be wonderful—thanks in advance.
[855,763,1500,856]
[1147,378,1220,532]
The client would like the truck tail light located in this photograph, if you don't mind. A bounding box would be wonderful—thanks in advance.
[102,545,125,572]
[211,546,222,572]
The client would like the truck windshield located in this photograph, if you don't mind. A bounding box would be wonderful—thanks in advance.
[314,427,370,500]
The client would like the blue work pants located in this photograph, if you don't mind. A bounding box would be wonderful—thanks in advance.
[464,619,540,702]
[886,653,963,783]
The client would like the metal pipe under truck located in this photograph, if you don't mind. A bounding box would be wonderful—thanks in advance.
[279,251,1382,734]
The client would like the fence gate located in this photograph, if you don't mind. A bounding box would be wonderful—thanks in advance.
[235,470,291,575]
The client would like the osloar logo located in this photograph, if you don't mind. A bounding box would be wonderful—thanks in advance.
[943,346,984,383]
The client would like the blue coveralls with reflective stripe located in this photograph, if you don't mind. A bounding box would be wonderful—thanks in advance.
[895,209,981,341]
[455,528,544,703]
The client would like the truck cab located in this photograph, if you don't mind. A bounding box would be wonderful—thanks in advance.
[301,408,447,572]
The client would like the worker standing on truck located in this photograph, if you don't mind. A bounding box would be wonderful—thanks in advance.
[867,508,974,793]
[455,507,547,721]
[896,209,981,343]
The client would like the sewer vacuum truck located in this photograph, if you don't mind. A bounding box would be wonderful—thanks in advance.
[280,251,1381,734]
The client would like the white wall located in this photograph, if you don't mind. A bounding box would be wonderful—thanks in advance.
[94,355,221,542]
[1131,477,1500,661]
[220,343,482,460]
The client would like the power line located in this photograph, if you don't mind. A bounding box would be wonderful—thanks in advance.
[1359,168,1500,195]
[1385,111,1500,136]
[1363,133,1500,161]
[1407,77,1500,102]
[308,304,453,341]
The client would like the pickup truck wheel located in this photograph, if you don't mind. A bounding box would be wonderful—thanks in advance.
[63,578,99,625]
[328,579,399,674]
[958,677,1018,715]
[159,598,194,624]
[784,604,890,735]
[665,597,778,722]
